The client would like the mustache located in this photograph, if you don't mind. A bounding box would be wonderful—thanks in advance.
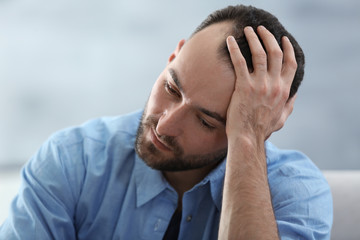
[144,115,179,150]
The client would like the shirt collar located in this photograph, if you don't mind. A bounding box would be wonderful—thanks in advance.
[134,154,176,208]
[133,139,273,212]
[134,152,226,210]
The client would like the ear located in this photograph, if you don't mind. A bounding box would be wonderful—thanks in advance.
[168,39,186,63]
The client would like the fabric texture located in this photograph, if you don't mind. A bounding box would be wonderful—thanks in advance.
[0,110,333,240]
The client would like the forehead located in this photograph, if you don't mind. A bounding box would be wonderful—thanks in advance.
[169,22,235,117]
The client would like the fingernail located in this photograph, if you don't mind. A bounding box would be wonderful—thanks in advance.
[244,26,253,32]
[258,25,266,31]
[228,36,235,42]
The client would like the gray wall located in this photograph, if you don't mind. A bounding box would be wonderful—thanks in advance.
[0,0,359,170]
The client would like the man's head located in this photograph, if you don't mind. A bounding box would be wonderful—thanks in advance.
[135,5,304,172]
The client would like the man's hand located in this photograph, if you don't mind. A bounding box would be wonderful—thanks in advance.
[225,26,297,142]
[218,26,298,240]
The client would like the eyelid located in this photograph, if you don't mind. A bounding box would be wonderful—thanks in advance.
[198,115,216,130]
[164,80,181,97]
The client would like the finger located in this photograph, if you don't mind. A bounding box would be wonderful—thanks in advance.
[226,35,249,80]
[257,26,283,76]
[243,26,267,74]
[281,36,297,83]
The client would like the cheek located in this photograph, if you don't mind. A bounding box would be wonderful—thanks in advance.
[206,132,228,150]
[147,81,166,113]
[183,128,228,153]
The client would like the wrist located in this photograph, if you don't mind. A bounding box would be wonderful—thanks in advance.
[227,130,266,148]
[226,133,268,173]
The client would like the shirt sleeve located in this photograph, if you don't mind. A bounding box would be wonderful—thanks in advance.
[269,151,333,240]
[0,135,82,239]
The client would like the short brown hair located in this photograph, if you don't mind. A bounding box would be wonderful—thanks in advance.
[192,5,305,98]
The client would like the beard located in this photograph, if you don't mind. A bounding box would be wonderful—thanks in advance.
[135,108,227,172]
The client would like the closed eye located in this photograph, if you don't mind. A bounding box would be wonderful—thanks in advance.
[199,117,216,131]
[164,80,181,98]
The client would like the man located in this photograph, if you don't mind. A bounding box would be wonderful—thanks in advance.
[0,5,332,239]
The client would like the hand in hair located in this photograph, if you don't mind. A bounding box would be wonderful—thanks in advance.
[225,25,297,142]
[218,25,297,240]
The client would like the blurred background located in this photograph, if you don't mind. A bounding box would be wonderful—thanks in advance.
[0,0,359,224]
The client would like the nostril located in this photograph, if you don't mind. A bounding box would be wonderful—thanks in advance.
[154,128,162,138]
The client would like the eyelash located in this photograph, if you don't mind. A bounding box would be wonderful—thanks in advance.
[164,80,180,98]
[199,118,216,131]
[164,80,216,131]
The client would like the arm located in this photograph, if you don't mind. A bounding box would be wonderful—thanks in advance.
[218,26,298,239]
[0,138,79,239]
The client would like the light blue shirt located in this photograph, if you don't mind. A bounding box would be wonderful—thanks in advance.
[0,110,333,239]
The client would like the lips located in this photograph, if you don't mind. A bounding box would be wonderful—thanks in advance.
[150,128,172,151]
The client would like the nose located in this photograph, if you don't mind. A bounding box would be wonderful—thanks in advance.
[156,106,185,137]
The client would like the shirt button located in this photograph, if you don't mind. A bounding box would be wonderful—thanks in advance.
[186,215,192,222]
[154,219,161,231]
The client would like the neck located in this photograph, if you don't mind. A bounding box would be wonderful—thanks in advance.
[162,163,217,200]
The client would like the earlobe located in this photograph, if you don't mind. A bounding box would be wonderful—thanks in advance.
[168,39,186,63]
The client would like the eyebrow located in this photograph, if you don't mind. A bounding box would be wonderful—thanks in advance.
[169,68,183,92]
[168,68,226,126]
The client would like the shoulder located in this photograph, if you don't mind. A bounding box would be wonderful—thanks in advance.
[33,109,142,164]
[51,109,143,146]
[0,110,144,239]
[265,142,329,195]
[27,110,143,190]
[265,141,325,182]
[43,109,143,174]
[265,141,333,239]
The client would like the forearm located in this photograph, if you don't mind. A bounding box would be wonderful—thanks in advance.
[219,25,298,239]
[218,136,279,240]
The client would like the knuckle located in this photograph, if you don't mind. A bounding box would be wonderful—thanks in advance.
[281,87,290,100]
[272,85,281,97]
[259,83,268,95]
[288,59,298,70]
[234,56,247,66]
[269,48,283,59]
[255,62,267,71]
[229,45,239,52]
[254,51,267,61]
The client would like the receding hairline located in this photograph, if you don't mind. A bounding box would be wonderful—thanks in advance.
[188,20,237,70]
[187,5,305,98]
